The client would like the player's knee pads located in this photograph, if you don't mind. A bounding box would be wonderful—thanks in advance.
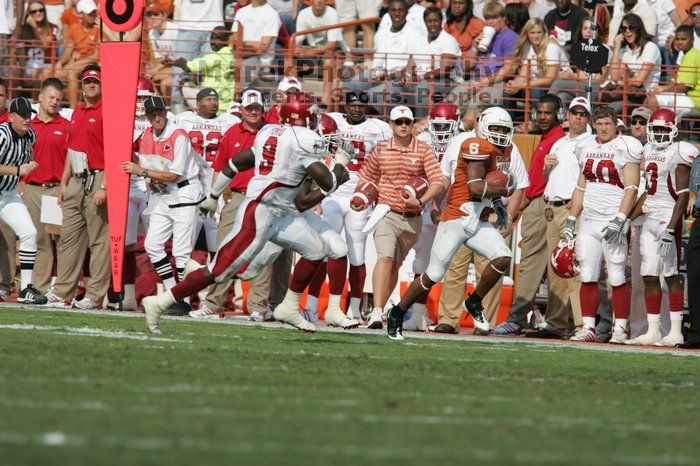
[144,235,164,258]
[324,234,348,260]
[345,232,366,266]
[425,260,447,284]
[17,226,37,251]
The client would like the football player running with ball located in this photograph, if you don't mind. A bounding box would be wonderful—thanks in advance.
[385,111,517,340]
[626,109,697,346]
[404,101,461,330]
[142,93,352,333]
[567,106,643,344]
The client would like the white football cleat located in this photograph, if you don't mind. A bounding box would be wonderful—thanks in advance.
[402,305,430,332]
[143,295,170,333]
[609,329,628,344]
[273,302,316,332]
[324,308,359,329]
[570,326,596,342]
[44,290,71,309]
[655,332,685,347]
[366,308,383,329]
[625,325,661,346]
[189,304,224,320]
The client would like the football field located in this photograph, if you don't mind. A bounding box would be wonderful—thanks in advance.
[1,306,699,466]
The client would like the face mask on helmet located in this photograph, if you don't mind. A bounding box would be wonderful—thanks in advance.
[429,120,457,144]
[480,124,513,147]
[647,124,676,148]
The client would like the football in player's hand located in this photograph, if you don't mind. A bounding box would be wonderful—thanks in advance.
[484,170,509,188]
[351,181,379,210]
[402,177,429,200]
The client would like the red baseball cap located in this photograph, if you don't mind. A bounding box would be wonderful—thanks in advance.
[81,68,101,82]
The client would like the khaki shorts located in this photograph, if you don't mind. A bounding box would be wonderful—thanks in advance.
[373,211,422,265]
[334,0,383,22]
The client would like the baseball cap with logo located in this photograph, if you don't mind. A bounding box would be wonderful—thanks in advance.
[630,107,653,122]
[240,89,263,108]
[143,96,166,114]
[9,97,37,119]
[196,88,219,101]
[569,96,591,114]
[278,76,302,93]
[390,105,414,122]
[76,0,97,14]
[81,68,101,82]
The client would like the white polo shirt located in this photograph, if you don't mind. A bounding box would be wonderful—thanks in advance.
[294,6,343,47]
[543,129,591,202]
[372,23,418,72]
[177,0,224,31]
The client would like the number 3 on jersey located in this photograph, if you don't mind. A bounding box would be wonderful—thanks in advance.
[583,159,623,187]
[644,162,659,195]
[347,140,366,171]
[260,136,278,175]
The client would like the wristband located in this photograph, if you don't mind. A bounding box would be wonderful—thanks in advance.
[418,199,424,208]
[614,212,628,221]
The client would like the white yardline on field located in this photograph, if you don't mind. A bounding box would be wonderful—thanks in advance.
[0,430,694,464]
[1,304,700,357]
[0,323,189,343]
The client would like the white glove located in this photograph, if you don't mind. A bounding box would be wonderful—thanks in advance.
[561,216,576,242]
[199,195,218,219]
[602,213,628,244]
[334,140,356,167]
[656,228,675,256]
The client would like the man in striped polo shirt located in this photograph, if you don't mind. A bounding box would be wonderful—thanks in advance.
[355,105,443,329]
[0,97,48,304]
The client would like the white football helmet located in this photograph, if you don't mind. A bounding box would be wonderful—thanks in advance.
[647,108,678,149]
[477,107,514,147]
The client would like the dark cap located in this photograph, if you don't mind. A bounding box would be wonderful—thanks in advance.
[197,88,219,101]
[346,91,369,105]
[9,97,37,118]
[143,96,166,114]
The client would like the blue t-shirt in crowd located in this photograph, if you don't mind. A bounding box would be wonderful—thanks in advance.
[477,27,518,78]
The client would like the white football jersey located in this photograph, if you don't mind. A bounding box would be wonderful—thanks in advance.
[247,124,326,209]
[576,135,643,218]
[642,141,698,214]
[327,112,392,197]
[177,111,240,164]
[416,131,449,162]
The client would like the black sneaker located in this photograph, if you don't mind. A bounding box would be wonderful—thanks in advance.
[164,301,192,316]
[386,305,405,341]
[18,284,48,305]
[463,294,490,333]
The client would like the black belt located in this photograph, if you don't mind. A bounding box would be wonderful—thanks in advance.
[390,209,421,218]
[544,198,570,207]
[28,181,60,188]
[177,179,191,188]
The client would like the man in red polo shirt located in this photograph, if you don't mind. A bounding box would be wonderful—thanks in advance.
[192,88,294,320]
[24,79,70,294]
[46,64,110,310]
[493,94,567,336]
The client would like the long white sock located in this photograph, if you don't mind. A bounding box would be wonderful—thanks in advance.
[306,295,319,313]
[670,311,683,321]
[327,294,341,312]
[670,319,683,334]
[647,313,660,323]
[614,319,628,333]
[283,291,302,308]
[349,297,362,318]
[123,284,137,307]
[582,316,596,331]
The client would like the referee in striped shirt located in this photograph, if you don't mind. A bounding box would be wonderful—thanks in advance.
[0,97,47,304]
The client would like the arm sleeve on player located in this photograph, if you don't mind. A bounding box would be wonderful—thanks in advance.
[678,141,699,166]
[169,133,190,176]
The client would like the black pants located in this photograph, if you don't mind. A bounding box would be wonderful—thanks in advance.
[686,218,700,343]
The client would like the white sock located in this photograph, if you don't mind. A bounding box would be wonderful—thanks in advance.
[647,313,660,324]
[614,319,628,333]
[123,284,136,305]
[582,316,596,331]
[306,295,319,312]
[20,269,32,291]
[327,294,341,312]
[670,311,683,321]
[670,319,683,334]
[283,291,302,308]
[163,277,177,291]
[349,297,361,317]
[163,290,176,308]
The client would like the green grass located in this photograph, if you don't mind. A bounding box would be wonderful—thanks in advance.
[0,307,698,466]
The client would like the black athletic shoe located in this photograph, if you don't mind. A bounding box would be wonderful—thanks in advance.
[386,305,405,341]
[18,284,48,305]
[463,294,490,333]
[164,301,192,316]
